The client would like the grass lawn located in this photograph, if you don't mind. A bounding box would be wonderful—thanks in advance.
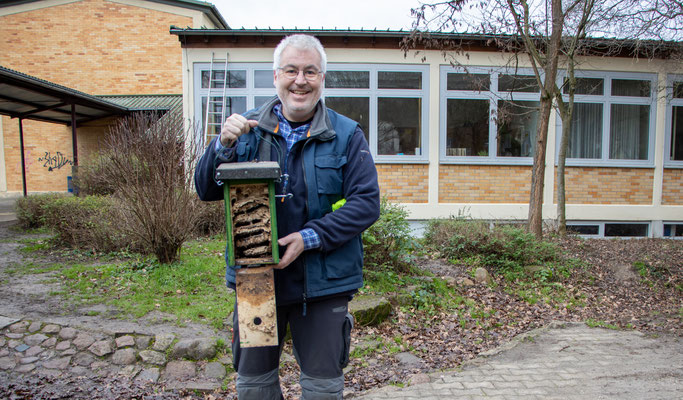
[45,236,234,330]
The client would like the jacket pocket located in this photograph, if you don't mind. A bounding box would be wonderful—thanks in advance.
[314,154,347,194]
[323,236,362,279]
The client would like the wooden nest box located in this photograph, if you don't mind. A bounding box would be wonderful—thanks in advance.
[216,161,281,266]
[216,161,281,348]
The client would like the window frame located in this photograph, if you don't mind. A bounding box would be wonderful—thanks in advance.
[665,74,683,168]
[566,221,651,238]
[192,62,429,162]
[663,222,683,239]
[324,63,430,163]
[193,62,276,145]
[556,70,658,168]
[439,66,542,165]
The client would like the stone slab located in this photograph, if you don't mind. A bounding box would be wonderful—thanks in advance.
[0,315,21,329]
[136,368,160,383]
[15,344,30,352]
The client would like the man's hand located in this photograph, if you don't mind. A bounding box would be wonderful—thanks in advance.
[220,114,258,146]
[276,232,304,269]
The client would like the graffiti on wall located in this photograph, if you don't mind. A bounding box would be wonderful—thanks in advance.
[15,149,36,172]
[38,151,73,171]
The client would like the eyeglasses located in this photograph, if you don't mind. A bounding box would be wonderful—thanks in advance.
[277,67,322,81]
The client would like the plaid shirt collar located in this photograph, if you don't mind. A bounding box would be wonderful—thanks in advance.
[273,104,311,152]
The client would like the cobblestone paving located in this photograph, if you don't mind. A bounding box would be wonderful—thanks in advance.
[0,315,232,393]
[354,322,682,400]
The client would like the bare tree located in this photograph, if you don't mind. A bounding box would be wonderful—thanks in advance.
[407,0,683,238]
[552,0,595,236]
[552,0,681,235]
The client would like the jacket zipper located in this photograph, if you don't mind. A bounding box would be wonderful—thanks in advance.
[298,133,334,316]
[300,137,312,316]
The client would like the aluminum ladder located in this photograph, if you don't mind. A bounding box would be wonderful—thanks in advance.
[203,52,229,146]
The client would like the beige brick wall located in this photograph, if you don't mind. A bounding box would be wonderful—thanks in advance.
[2,119,74,192]
[439,165,531,203]
[0,0,190,94]
[1,0,192,192]
[554,167,653,205]
[662,168,683,205]
[376,164,428,203]
[77,116,122,163]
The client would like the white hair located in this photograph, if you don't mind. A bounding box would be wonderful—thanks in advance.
[273,34,327,73]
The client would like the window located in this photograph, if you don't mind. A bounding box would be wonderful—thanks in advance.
[497,100,539,157]
[324,65,429,161]
[604,223,648,237]
[567,225,600,235]
[664,224,683,238]
[666,76,683,164]
[567,222,650,238]
[323,97,370,143]
[560,73,656,165]
[194,63,275,145]
[445,99,489,156]
[441,67,540,163]
[194,63,429,160]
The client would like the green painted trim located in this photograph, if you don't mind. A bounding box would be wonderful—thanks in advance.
[268,181,279,264]
[223,184,236,266]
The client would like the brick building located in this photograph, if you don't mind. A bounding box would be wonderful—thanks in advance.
[172,28,683,238]
[0,0,227,194]
[2,1,681,238]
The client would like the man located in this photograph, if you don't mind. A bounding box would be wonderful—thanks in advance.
[194,34,380,399]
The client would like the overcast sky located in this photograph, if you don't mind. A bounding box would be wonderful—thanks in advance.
[209,0,422,30]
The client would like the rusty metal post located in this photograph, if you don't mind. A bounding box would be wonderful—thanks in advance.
[18,118,27,197]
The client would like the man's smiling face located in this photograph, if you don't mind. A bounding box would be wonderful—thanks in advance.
[274,46,324,122]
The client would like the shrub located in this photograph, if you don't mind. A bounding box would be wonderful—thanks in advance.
[15,193,67,229]
[424,218,560,277]
[72,154,117,196]
[363,198,415,273]
[93,111,202,263]
[41,195,134,253]
[194,199,226,237]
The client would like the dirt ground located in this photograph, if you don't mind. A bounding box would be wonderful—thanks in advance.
[1,219,682,399]
[0,220,225,340]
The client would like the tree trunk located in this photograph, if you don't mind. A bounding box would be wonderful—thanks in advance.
[528,0,564,239]
[557,50,578,236]
[556,106,571,236]
[528,96,552,238]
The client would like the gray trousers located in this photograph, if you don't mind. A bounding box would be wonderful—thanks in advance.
[232,296,353,400]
